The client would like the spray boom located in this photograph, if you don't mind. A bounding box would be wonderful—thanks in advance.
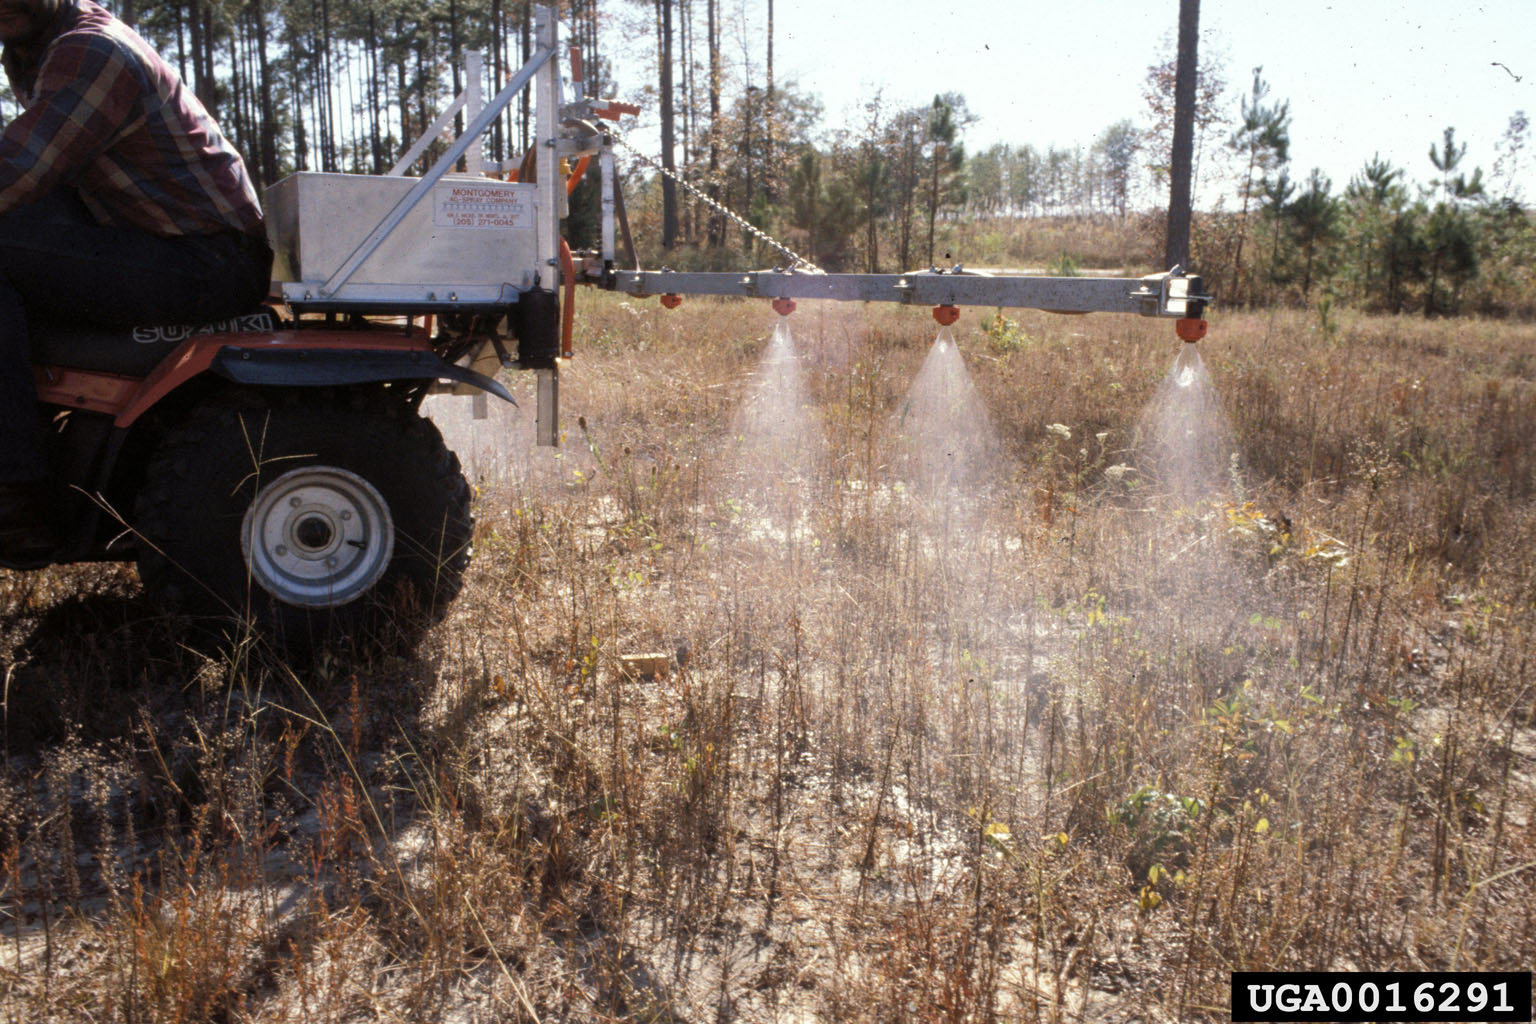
[264,5,1216,454]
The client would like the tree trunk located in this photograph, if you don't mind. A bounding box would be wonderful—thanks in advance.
[706,0,722,247]
[254,0,277,187]
[228,12,247,158]
[320,0,337,170]
[1424,253,1441,318]
[1386,216,1404,313]
[520,3,531,154]
[741,92,754,258]
[658,0,678,248]
[366,7,384,173]
[897,155,912,271]
[173,2,186,84]
[926,144,940,266]
[414,31,429,168]
[865,148,880,273]
[344,40,360,171]
[896,127,917,271]
[764,0,774,199]
[680,0,694,243]
[1227,149,1257,303]
[203,5,218,115]
[490,0,504,162]
[1164,0,1199,272]
[309,20,325,170]
[292,38,308,172]
[449,0,464,171]
[1268,216,1283,294]
[187,0,208,110]
[393,14,409,154]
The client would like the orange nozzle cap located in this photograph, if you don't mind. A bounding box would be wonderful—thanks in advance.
[932,304,960,326]
[772,297,796,317]
[660,294,682,309]
[1176,318,1207,342]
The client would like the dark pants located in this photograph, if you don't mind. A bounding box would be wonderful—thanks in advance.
[0,191,272,482]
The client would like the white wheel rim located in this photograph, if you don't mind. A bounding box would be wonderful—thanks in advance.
[241,466,395,608]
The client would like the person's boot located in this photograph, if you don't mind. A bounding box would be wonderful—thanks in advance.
[0,479,55,563]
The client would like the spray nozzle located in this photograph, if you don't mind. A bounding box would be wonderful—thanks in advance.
[932,305,960,328]
[1175,318,1207,343]
[772,297,796,317]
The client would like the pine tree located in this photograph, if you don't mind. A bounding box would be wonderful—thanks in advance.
[1225,67,1289,303]
[1286,169,1337,298]
[1424,127,1485,315]
[923,94,967,266]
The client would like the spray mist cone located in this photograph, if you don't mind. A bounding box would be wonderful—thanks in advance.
[895,326,1006,520]
[1142,343,1234,503]
[721,316,823,538]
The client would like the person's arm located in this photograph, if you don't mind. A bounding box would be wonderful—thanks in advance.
[0,32,141,214]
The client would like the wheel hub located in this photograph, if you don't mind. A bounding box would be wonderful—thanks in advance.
[294,514,334,550]
[241,466,395,608]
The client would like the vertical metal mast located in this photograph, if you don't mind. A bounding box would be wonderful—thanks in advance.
[533,6,561,294]
[533,5,561,446]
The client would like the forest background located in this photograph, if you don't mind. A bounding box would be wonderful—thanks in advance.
[4,0,1532,318]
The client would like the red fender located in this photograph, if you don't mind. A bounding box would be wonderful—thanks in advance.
[36,327,438,427]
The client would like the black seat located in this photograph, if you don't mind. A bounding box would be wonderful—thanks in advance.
[31,307,281,377]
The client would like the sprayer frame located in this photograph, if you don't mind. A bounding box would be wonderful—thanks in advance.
[282,5,1210,450]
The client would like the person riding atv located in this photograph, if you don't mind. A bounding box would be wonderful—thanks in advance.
[0,0,487,655]
[0,0,271,559]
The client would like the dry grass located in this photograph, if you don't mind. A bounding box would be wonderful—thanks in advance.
[1,293,1534,1021]
[942,214,1163,274]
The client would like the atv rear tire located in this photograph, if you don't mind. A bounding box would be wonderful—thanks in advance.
[135,391,472,654]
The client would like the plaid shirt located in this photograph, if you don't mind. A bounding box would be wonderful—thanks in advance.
[0,0,263,238]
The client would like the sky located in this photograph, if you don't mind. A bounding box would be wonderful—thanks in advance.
[651,0,1536,205]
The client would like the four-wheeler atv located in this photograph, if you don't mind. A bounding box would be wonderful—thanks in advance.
[13,296,556,651]
[3,7,595,654]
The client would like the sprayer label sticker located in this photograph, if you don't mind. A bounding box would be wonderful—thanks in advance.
[433,184,533,230]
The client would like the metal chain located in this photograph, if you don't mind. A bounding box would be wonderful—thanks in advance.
[607,129,824,274]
